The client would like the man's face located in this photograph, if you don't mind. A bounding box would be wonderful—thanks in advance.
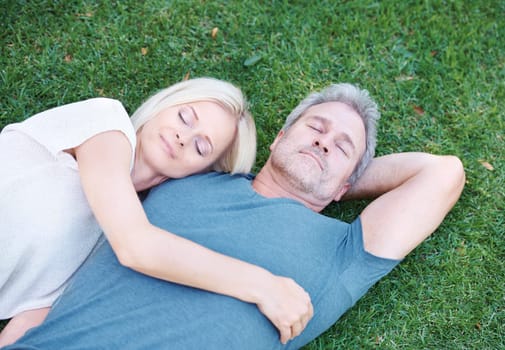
[269,101,366,203]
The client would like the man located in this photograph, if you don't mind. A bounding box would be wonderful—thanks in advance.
[4,83,465,349]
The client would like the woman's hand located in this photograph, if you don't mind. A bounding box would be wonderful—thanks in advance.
[254,274,313,344]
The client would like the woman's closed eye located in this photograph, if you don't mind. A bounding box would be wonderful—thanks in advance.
[195,136,212,157]
[178,107,196,127]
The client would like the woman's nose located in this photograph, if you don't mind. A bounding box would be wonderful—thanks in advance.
[175,133,185,147]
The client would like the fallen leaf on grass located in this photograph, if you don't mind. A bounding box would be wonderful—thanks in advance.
[211,27,219,39]
[456,240,466,255]
[141,47,148,55]
[76,12,93,18]
[64,54,73,62]
[243,55,262,67]
[413,105,425,115]
[479,160,494,171]
[395,75,414,81]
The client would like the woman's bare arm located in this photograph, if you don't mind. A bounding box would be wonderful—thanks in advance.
[75,131,312,344]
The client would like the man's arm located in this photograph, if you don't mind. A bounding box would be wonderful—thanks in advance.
[344,152,465,260]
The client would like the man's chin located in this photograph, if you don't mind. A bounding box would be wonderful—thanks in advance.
[286,171,319,193]
[299,151,323,171]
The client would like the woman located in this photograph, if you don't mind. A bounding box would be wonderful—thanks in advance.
[0,77,312,345]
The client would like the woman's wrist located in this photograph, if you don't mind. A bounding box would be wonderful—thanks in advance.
[237,266,276,305]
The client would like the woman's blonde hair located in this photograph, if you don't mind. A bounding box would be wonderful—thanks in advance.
[130,77,256,174]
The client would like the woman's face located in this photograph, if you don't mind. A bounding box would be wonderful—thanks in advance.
[136,101,236,179]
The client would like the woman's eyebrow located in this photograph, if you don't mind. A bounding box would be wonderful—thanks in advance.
[205,135,214,154]
[189,105,199,121]
[190,105,214,154]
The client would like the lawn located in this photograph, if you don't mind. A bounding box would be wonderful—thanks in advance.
[1,0,504,348]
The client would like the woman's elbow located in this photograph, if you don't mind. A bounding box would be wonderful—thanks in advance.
[440,155,466,200]
[112,245,136,268]
[108,236,142,270]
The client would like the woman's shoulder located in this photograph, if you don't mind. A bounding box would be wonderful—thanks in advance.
[77,97,124,108]
[62,97,127,116]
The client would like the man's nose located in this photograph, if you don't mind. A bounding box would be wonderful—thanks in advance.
[313,139,329,154]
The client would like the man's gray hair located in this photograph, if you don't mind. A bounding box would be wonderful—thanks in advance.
[282,83,380,185]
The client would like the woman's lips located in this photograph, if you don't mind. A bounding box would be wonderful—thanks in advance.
[160,134,176,159]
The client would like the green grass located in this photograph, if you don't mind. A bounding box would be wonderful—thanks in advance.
[1,0,504,348]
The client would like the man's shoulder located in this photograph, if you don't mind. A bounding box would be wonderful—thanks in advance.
[154,172,252,191]
[143,172,253,208]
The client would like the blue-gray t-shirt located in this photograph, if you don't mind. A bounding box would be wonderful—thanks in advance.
[7,173,398,350]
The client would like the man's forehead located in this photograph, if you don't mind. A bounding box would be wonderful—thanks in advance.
[303,101,357,117]
[295,102,361,128]
[295,101,366,152]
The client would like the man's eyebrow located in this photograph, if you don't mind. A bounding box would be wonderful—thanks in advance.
[339,133,356,151]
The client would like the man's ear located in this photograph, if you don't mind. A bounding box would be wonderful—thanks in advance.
[333,182,351,202]
[269,130,285,151]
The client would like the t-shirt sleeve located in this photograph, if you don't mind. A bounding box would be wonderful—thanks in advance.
[3,97,137,169]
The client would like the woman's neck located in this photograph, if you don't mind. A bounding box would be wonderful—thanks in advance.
[131,145,169,192]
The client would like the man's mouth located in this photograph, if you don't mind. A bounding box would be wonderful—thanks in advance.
[299,149,323,170]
